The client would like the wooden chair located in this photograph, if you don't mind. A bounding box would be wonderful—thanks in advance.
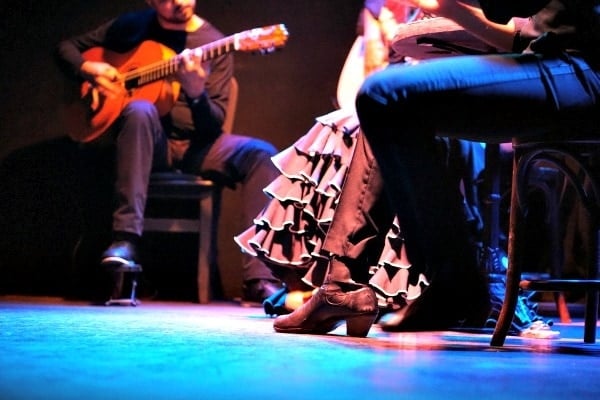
[142,77,239,304]
[491,138,600,346]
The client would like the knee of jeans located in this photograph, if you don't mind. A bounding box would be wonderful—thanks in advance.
[357,71,388,102]
[122,100,160,123]
[246,138,277,158]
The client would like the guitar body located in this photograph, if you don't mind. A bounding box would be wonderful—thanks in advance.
[336,36,367,111]
[65,41,179,143]
[336,6,402,111]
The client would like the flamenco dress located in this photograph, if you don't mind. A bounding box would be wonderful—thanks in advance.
[234,108,429,315]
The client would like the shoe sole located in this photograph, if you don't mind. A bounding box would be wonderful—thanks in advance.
[274,319,343,335]
[101,257,141,271]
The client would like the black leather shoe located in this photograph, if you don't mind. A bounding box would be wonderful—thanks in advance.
[273,283,378,337]
[242,279,282,305]
[379,280,491,332]
[101,241,139,269]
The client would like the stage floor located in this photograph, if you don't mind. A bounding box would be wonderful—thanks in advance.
[1,295,599,399]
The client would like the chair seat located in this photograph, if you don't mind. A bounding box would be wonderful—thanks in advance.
[148,172,216,199]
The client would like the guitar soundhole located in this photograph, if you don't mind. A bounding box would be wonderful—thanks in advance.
[125,78,139,91]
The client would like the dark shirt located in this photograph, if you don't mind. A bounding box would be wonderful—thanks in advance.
[512,0,600,55]
[56,9,234,147]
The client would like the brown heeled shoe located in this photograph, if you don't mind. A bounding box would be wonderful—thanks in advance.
[273,283,378,337]
[379,276,491,332]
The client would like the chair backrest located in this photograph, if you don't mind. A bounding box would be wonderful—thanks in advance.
[222,77,238,134]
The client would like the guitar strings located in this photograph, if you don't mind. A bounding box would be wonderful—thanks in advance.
[115,25,286,86]
[120,35,238,85]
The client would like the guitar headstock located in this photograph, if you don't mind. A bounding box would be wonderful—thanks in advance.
[236,24,289,54]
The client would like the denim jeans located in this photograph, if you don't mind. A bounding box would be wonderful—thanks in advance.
[325,52,600,287]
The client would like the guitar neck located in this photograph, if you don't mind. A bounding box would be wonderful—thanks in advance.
[118,24,288,90]
[122,34,239,90]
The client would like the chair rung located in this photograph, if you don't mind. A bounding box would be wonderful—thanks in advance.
[148,186,216,200]
[148,173,217,199]
[520,279,600,291]
[521,272,551,281]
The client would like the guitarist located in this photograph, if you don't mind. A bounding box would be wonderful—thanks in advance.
[361,0,419,76]
[56,0,283,304]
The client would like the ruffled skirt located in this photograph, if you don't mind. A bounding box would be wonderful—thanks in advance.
[234,108,429,308]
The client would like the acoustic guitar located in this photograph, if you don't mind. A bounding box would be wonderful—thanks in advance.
[64,24,289,143]
[336,7,403,110]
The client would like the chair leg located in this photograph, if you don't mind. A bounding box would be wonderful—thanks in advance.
[548,175,571,323]
[583,228,600,343]
[584,290,599,343]
[129,274,139,304]
[197,194,213,304]
[491,153,522,346]
[105,267,142,306]
[196,189,221,304]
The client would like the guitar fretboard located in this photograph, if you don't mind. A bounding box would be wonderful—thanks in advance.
[123,34,239,89]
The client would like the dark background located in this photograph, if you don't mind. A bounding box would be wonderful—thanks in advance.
[0,0,363,300]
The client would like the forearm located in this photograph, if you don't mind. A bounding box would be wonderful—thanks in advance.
[184,54,233,141]
[410,0,517,51]
[394,1,516,51]
[436,1,517,51]
[411,1,555,52]
[55,20,113,79]
[56,40,87,79]
[477,0,551,24]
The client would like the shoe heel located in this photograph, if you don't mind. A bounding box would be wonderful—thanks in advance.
[345,313,377,337]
